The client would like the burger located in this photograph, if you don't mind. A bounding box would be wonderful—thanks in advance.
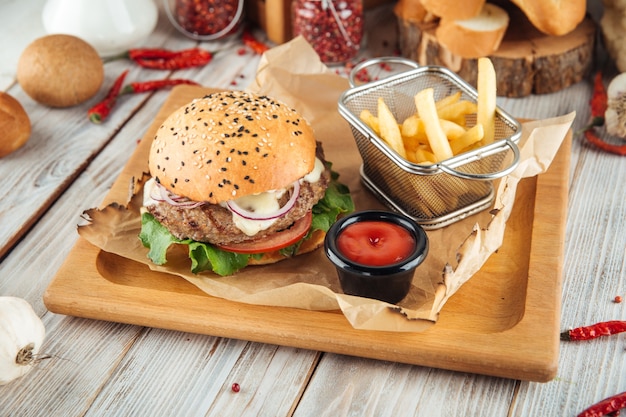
[139,90,354,276]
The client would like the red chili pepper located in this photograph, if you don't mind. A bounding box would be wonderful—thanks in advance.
[242,30,269,54]
[584,130,626,156]
[120,79,199,94]
[87,70,129,124]
[580,72,626,156]
[561,320,626,341]
[127,48,184,60]
[591,71,608,119]
[578,72,608,133]
[578,391,626,417]
[128,47,212,70]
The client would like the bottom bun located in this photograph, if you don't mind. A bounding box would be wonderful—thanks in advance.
[248,230,326,266]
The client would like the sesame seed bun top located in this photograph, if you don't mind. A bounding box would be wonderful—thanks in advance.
[149,90,317,204]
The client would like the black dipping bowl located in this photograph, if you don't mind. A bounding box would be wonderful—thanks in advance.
[324,210,429,304]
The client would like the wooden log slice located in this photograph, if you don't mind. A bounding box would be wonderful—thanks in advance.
[396,5,596,97]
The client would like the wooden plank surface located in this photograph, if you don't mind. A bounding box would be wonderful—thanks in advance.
[3,2,626,417]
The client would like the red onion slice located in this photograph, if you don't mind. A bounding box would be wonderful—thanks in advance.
[226,181,300,221]
[151,180,206,209]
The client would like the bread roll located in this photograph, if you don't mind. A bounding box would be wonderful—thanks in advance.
[0,92,31,157]
[421,0,486,20]
[393,0,436,23]
[17,34,104,108]
[436,3,509,59]
[509,0,586,36]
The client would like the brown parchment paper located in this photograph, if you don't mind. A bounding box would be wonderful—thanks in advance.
[78,37,575,332]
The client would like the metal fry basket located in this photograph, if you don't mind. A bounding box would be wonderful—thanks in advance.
[338,57,522,229]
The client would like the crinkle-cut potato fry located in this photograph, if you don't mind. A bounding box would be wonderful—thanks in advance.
[359,109,380,135]
[414,88,454,162]
[477,56,497,143]
[377,97,407,159]
[450,123,485,154]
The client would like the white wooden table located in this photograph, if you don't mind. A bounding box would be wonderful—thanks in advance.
[1,1,625,416]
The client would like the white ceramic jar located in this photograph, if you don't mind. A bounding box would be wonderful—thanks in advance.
[42,0,158,58]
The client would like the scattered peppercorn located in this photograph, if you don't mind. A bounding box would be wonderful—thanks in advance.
[231,383,240,392]
[292,0,363,63]
[172,0,241,37]
[614,295,623,303]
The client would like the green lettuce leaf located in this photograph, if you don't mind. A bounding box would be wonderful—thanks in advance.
[139,212,250,276]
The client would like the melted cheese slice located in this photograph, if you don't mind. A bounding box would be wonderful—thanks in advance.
[230,157,325,236]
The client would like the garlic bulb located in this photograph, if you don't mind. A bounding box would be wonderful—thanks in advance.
[0,297,46,385]
[605,72,626,139]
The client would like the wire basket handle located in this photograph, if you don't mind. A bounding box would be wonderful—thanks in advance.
[348,57,419,88]
[439,138,520,180]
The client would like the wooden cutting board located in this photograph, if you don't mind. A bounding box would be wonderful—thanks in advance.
[44,85,570,382]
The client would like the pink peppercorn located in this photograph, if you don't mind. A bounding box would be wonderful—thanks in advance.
[168,0,243,40]
[292,0,364,64]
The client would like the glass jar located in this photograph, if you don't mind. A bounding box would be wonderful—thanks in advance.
[292,0,364,64]
[42,0,158,57]
[163,0,244,41]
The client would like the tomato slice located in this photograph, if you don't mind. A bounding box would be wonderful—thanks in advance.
[216,212,313,254]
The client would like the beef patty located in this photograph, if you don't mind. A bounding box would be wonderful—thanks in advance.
[146,168,330,245]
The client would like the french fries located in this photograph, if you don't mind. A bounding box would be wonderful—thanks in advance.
[377,98,407,159]
[358,57,498,164]
[477,56,497,143]
[414,88,454,162]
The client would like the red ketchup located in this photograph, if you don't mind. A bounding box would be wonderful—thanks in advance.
[336,221,415,267]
